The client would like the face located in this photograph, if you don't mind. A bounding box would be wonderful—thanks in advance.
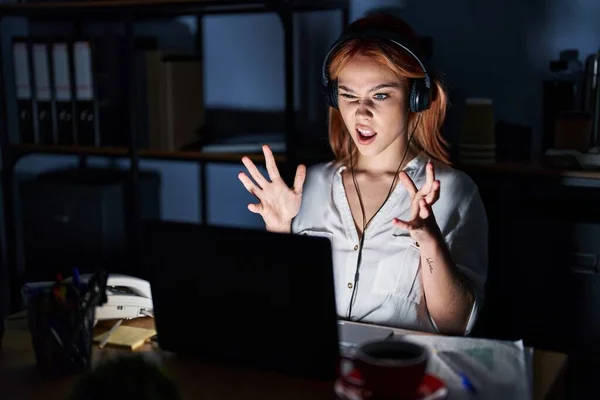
[336,53,409,160]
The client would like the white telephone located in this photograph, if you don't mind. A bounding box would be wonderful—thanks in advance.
[95,273,154,321]
[22,272,153,321]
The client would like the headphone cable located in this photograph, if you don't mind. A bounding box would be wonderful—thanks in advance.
[346,115,421,320]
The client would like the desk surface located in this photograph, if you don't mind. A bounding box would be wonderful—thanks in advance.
[1,313,567,400]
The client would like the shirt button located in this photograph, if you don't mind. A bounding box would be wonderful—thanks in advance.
[347,283,353,289]
[353,245,358,251]
[415,241,420,248]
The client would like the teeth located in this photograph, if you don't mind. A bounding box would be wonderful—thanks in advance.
[357,128,375,137]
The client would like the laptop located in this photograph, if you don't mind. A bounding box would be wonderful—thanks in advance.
[141,220,340,381]
[337,320,394,350]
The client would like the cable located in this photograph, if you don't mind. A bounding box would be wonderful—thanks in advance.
[346,115,421,320]
[140,309,154,318]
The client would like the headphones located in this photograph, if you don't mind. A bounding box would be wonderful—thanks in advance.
[321,27,431,113]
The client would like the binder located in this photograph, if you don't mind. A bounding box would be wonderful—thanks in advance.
[72,40,99,147]
[52,42,75,145]
[12,35,157,148]
[32,42,54,144]
[13,41,35,143]
[145,51,204,151]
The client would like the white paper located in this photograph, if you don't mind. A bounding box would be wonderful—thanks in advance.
[396,334,531,400]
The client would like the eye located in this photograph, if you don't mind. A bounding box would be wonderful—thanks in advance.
[374,93,389,101]
[340,93,357,100]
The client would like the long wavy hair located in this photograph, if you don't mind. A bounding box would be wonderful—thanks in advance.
[327,13,450,166]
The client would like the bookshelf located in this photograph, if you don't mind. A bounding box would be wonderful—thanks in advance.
[12,143,289,163]
[0,0,349,312]
[0,0,350,19]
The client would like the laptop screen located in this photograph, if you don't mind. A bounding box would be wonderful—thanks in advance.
[141,221,340,381]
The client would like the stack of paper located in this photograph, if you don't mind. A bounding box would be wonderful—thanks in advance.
[399,334,531,400]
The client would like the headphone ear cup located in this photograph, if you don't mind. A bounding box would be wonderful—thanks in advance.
[409,80,418,113]
[409,79,431,113]
[327,79,339,109]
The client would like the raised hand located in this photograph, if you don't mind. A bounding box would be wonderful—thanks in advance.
[392,160,441,238]
[238,145,306,233]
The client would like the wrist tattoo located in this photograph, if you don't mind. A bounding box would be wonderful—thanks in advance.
[426,257,433,273]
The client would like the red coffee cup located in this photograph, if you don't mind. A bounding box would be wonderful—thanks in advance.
[343,339,430,399]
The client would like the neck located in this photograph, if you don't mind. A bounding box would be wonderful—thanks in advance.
[353,140,416,177]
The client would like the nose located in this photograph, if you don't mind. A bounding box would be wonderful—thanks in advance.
[355,99,374,119]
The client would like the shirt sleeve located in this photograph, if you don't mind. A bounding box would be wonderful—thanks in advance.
[445,187,489,336]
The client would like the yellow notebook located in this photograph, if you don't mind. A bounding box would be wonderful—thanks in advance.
[93,326,157,350]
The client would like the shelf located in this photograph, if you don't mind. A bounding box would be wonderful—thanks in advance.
[0,0,349,315]
[457,161,600,180]
[0,0,349,20]
[11,143,287,164]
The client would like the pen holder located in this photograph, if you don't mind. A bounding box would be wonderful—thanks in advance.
[25,282,97,379]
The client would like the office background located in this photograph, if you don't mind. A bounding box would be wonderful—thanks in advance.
[0,2,599,398]
[0,0,600,365]
[0,0,597,227]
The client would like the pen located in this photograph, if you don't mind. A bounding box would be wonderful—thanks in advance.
[436,351,478,396]
[73,268,81,290]
[98,319,123,349]
[61,270,108,361]
[50,327,64,347]
[460,371,477,395]
[53,273,67,303]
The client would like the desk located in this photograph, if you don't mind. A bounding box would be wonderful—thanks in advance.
[1,313,567,400]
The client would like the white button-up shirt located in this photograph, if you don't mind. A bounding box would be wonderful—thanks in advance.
[291,152,488,334]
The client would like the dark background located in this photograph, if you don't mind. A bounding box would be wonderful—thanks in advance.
[0,0,599,397]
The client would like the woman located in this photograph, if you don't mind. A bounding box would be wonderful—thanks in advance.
[238,13,487,336]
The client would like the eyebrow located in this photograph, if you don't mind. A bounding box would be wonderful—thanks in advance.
[337,83,402,93]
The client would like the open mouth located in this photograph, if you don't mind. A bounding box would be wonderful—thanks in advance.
[356,127,377,144]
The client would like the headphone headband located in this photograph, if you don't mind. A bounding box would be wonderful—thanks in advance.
[321,27,430,88]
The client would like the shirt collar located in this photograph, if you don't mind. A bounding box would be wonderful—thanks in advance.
[335,151,427,176]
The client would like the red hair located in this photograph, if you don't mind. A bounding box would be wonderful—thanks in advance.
[327,14,450,166]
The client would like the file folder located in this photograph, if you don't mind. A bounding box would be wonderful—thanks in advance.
[145,51,204,151]
[32,42,54,144]
[53,42,75,145]
[13,41,35,143]
[73,40,99,146]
